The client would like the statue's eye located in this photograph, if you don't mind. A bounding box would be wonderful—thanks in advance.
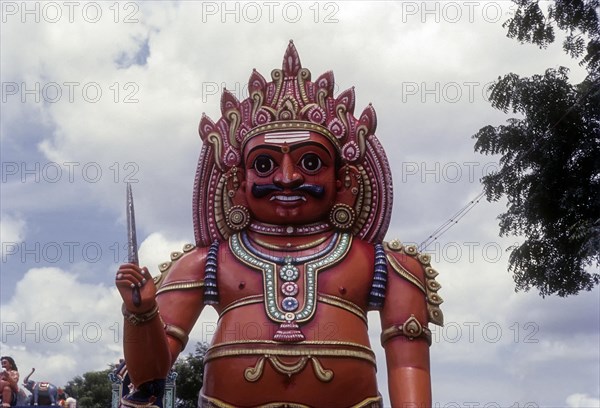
[300,153,322,173]
[253,155,275,176]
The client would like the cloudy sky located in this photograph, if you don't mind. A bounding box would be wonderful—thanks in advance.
[1,1,598,407]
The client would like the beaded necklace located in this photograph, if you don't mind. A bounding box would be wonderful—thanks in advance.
[248,221,332,236]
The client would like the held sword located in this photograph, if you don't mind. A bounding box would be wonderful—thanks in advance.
[126,183,141,307]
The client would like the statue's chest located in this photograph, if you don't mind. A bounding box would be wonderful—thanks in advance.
[220,233,373,340]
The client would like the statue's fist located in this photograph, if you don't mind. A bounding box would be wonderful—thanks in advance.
[115,263,157,313]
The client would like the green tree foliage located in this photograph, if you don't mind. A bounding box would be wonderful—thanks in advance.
[473,1,600,296]
[504,0,599,73]
[474,68,600,296]
[64,367,113,408]
[173,342,209,408]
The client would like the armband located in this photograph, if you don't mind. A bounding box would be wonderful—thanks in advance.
[164,323,189,349]
[156,280,204,296]
[122,303,159,326]
[381,314,432,346]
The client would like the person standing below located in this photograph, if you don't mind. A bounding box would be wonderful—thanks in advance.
[65,395,77,408]
[0,357,19,408]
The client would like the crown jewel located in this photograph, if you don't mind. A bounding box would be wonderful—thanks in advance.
[198,40,377,168]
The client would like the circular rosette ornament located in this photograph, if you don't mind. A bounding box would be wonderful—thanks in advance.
[329,203,356,231]
[226,205,250,231]
[280,264,300,281]
[281,282,299,296]
[281,297,299,312]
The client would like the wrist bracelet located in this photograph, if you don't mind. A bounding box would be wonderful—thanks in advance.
[122,303,159,326]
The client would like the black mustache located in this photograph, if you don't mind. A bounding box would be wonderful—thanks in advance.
[251,183,325,198]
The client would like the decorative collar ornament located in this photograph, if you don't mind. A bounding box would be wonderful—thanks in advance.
[230,232,352,342]
[193,41,393,246]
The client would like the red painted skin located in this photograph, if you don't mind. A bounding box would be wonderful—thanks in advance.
[116,132,432,407]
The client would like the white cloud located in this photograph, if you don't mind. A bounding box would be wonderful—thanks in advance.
[1,267,123,386]
[137,232,190,275]
[566,394,600,408]
[0,212,26,248]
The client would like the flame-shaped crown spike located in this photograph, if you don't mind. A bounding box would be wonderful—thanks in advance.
[220,89,240,116]
[282,40,301,77]
[249,69,267,93]
[198,114,215,142]
[359,103,377,131]
[336,88,356,115]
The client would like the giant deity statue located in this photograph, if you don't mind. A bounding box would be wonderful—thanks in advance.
[116,42,443,408]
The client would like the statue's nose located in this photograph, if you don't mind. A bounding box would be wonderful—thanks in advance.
[274,153,304,189]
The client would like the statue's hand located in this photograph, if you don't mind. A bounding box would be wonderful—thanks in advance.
[116,263,157,313]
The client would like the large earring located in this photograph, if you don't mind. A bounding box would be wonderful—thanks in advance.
[226,205,250,231]
[329,203,356,231]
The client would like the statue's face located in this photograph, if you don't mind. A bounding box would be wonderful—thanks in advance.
[242,131,339,225]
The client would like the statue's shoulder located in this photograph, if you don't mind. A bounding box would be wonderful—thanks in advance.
[383,240,429,283]
[153,243,209,290]
[383,240,444,326]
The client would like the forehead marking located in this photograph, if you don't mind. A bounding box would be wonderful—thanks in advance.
[264,131,311,144]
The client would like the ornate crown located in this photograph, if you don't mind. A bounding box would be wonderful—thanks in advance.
[193,41,393,245]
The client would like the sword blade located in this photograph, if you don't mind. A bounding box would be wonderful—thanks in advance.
[126,183,141,306]
[126,183,139,265]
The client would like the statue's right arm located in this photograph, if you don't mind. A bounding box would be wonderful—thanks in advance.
[116,245,208,387]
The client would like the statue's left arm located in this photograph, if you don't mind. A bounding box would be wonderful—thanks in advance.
[379,241,444,407]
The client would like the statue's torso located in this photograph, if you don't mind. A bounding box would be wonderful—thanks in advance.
[202,234,380,407]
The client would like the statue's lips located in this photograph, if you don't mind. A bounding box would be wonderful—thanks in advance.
[269,194,307,203]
